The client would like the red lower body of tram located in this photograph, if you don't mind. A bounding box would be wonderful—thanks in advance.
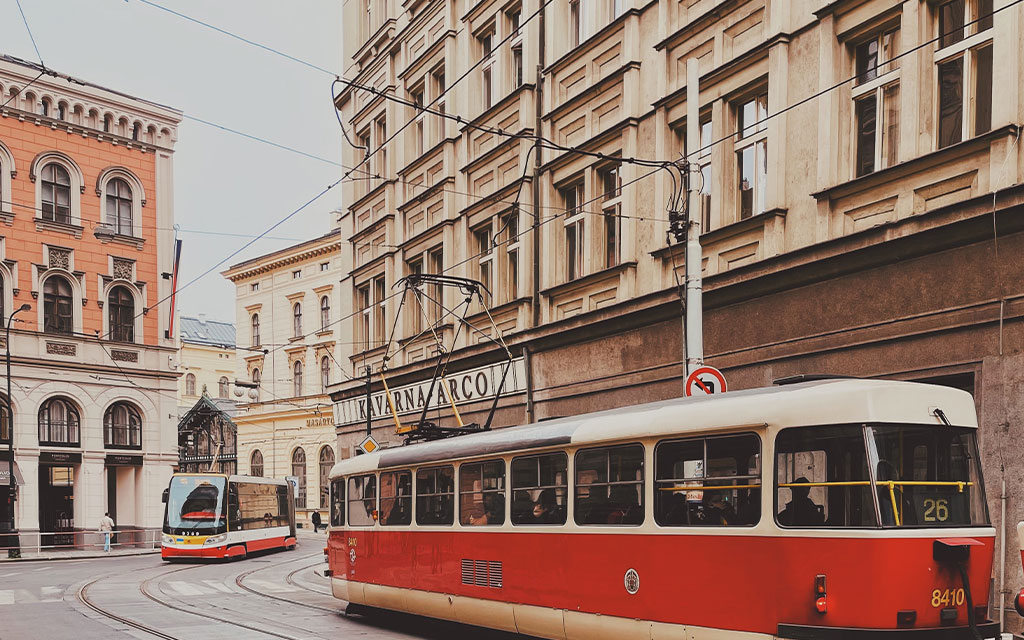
[327,529,996,638]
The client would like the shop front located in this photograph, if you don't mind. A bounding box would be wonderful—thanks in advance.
[37,451,79,548]
[105,453,143,548]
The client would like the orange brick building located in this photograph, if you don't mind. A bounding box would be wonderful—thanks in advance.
[0,55,181,551]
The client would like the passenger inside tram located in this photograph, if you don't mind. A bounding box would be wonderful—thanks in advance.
[777,477,825,526]
[531,489,562,524]
[701,492,736,525]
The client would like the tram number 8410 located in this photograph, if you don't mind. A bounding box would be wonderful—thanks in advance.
[931,588,966,608]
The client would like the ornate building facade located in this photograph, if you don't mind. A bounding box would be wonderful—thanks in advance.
[332,0,1024,627]
[222,221,342,528]
[0,55,181,550]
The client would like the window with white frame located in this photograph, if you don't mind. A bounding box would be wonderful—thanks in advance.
[934,0,993,150]
[735,91,768,220]
[432,68,446,144]
[251,312,260,346]
[598,163,622,269]
[427,248,444,324]
[374,116,387,180]
[320,295,331,329]
[105,178,134,235]
[852,25,901,177]
[508,6,524,91]
[561,181,585,281]
[40,163,72,224]
[473,222,494,299]
[356,283,371,349]
[293,301,303,337]
[479,28,495,111]
[406,256,424,334]
[321,355,331,391]
[293,360,303,397]
[411,83,426,157]
[502,209,520,302]
[569,0,583,48]
[373,275,387,347]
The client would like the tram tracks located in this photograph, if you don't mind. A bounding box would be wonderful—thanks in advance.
[234,557,337,613]
[76,552,327,640]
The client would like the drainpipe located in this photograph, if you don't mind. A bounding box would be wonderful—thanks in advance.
[530,0,545,329]
[1000,470,1006,632]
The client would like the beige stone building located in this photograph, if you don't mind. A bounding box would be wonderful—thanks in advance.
[333,0,1024,626]
[177,315,237,407]
[221,223,343,527]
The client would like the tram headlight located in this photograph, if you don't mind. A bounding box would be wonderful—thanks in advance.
[162,534,174,545]
[204,533,228,545]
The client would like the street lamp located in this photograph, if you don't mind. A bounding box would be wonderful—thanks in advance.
[5,303,29,558]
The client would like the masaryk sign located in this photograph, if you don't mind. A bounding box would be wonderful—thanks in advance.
[334,357,526,426]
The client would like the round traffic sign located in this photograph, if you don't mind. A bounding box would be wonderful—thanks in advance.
[685,366,727,396]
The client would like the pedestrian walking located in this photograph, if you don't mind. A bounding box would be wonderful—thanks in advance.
[311,511,322,533]
[99,512,115,552]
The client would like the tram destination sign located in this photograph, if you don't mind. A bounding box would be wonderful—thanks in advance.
[334,357,527,426]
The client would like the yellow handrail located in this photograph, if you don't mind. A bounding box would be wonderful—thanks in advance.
[658,484,762,491]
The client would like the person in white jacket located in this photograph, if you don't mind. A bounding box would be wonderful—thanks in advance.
[99,512,115,552]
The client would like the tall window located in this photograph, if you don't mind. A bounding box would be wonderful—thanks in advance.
[736,91,768,220]
[373,276,387,347]
[43,276,74,335]
[569,0,582,48]
[356,283,371,349]
[598,163,622,269]
[250,450,264,477]
[185,373,196,396]
[251,368,261,402]
[40,164,71,224]
[432,69,446,144]
[474,223,493,297]
[218,377,229,398]
[107,285,134,342]
[319,447,336,509]
[935,0,993,149]
[374,116,387,181]
[321,355,331,391]
[320,295,330,330]
[562,181,585,281]
[293,360,303,397]
[698,117,713,230]
[853,27,900,177]
[428,249,443,324]
[251,313,260,347]
[479,29,494,110]
[292,302,302,337]
[503,210,520,302]
[406,257,423,334]
[411,84,425,156]
[103,402,141,449]
[292,448,307,509]
[0,395,11,444]
[38,397,80,446]
[105,178,133,235]
[509,7,524,91]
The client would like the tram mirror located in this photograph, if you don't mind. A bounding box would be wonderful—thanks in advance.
[161,488,169,504]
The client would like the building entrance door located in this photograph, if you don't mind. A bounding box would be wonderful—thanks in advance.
[38,465,74,548]
[106,469,117,524]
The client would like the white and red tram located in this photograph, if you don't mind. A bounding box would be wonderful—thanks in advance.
[326,379,998,639]
[161,473,297,560]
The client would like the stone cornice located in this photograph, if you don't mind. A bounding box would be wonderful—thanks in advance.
[223,233,340,281]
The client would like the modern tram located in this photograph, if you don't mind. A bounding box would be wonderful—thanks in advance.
[326,379,999,639]
[161,473,297,560]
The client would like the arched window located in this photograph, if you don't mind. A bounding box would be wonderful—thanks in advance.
[250,449,264,477]
[251,368,261,401]
[321,356,330,391]
[107,285,134,342]
[218,376,229,398]
[40,163,71,224]
[185,373,196,396]
[293,302,302,337]
[38,397,80,446]
[251,313,260,347]
[293,360,303,397]
[320,295,330,329]
[0,394,11,444]
[319,446,335,509]
[104,401,141,448]
[43,276,74,335]
[40,98,50,117]
[103,115,112,133]
[132,123,141,140]
[292,447,307,508]
[105,178,133,236]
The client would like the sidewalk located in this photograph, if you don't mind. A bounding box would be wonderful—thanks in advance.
[0,545,160,562]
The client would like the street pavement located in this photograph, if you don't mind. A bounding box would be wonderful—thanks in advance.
[0,532,532,640]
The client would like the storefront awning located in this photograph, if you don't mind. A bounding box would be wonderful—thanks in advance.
[0,460,25,486]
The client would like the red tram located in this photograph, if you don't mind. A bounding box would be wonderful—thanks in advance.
[326,379,998,638]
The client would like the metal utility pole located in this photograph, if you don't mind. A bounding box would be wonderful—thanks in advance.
[364,366,372,436]
[5,303,30,558]
[684,58,704,376]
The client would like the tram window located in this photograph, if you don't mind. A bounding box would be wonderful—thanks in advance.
[511,453,567,525]
[869,425,988,527]
[234,481,288,530]
[416,466,455,526]
[380,470,412,526]
[460,460,506,526]
[654,434,761,527]
[348,474,377,526]
[775,426,874,528]
[574,444,644,526]
[330,478,345,527]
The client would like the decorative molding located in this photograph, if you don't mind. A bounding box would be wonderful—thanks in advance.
[45,341,77,356]
[47,247,71,270]
[0,212,12,226]
[112,258,134,280]
[110,349,139,362]
[35,218,83,239]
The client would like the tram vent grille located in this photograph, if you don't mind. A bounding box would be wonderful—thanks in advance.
[460,559,503,589]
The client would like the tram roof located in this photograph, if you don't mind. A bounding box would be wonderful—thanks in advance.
[330,379,977,476]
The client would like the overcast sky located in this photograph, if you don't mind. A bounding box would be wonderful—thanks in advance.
[0,0,343,323]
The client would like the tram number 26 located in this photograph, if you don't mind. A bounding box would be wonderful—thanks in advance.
[931,588,965,608]
[923,498,949,522]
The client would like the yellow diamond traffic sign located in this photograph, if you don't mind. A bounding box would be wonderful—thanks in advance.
[358,435,380,455]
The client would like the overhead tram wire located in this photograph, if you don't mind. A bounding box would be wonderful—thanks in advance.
[182,114,345,168]
[15,0,45,67]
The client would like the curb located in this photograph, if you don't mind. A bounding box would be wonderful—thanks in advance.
[0,547,161,562]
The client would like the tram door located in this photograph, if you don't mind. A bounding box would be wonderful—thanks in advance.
[38,465,74,548]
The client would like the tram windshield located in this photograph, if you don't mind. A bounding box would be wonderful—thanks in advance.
[163,475,227,534]
[776,424,988,528]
